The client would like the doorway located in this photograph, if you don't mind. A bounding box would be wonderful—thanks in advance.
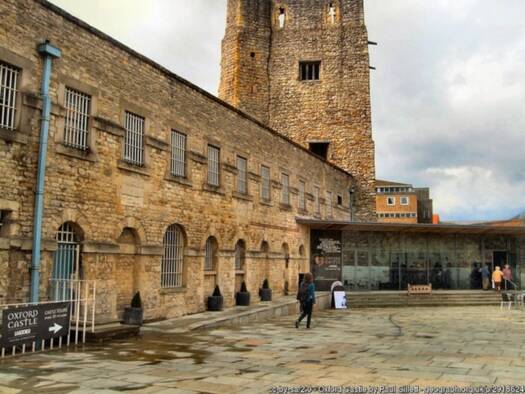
[493,251,508,269]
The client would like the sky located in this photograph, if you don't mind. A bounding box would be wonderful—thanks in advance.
[49,0,525,221]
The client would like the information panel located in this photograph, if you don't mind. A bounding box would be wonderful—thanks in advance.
[1,302,71,348]
[311,230,342,291]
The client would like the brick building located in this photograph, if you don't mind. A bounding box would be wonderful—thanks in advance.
[0,0,376,322]
[376,180,433,224]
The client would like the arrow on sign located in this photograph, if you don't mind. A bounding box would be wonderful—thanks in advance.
[48,323,63,335]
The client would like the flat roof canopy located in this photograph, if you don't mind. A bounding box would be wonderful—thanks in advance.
[296,218,525,236]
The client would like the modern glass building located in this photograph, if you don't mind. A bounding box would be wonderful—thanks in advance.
[298,219,525,291]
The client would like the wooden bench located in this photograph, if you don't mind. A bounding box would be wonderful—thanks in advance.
[407,284,432,295]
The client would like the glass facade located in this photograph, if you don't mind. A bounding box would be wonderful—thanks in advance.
[311,229,521,291]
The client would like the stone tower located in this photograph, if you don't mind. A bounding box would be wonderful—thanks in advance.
[219,0,376,219]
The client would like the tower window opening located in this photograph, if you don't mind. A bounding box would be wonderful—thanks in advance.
[300,61,320,81]
[309,142,329,160]
[278,8,286,29]
[328,3,336,24]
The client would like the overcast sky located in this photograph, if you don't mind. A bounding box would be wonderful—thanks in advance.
[49,0,525,221]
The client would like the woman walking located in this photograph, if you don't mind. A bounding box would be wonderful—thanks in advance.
[295,272,316,329]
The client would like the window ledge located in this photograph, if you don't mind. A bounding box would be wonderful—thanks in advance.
[117,160,150,176]
[232,192,253,202]
[260,200,273,207]
[0,128,28,144]
[204,271,217,276]
[203,183,225,196]
[56,143,97,162]
[279,203,292,211]
[235,270,245,275]
[165,174,192,188]
[160,286,187,295]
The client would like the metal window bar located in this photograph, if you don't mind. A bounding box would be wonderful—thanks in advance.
[0,62,19,130]
[261,166,270,201]
[51,223,80,302]
[64,87,90,150]
[281,174,289,205]
[171,130,186,177]
[205,238,215,271]
[299,181,306,210]
[0,279,96,358]
[237,156,247,194]
[124,111,145,166]
[207,145,220,186]
[161,225,184,288]
[327,192,333,216]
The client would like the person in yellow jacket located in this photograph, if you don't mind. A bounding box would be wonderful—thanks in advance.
[492,266,504,292]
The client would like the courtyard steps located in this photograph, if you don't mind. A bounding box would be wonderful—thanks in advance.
[346,290,502,308]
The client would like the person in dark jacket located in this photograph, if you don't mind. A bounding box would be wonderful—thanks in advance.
[295,272,316,329]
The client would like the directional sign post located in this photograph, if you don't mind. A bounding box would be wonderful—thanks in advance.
[1,302,71,348]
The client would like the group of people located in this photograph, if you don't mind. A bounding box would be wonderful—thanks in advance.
[473,263,513,291]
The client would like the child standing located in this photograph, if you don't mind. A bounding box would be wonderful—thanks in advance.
[492,266,504,292]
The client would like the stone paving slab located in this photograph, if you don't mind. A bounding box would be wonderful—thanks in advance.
[1,306,525,393]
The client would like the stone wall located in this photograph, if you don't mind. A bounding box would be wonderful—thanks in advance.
[219,0,376,220]
[0,0,357,322]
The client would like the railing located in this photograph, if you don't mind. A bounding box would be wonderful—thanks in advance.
[0,279,96,358]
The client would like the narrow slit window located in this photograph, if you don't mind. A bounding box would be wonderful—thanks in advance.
[261,165,271,202]
[207,145,220,186]
[64,87,91,150]
[171,130,186,177]
[326,191,333,217]
[299,181,306,210]
[0,62,19,130]
[281,173,290,205]
[123,111,145,166]
[236,156,247,194]
[314,186,320,214]
[278,7,286,29]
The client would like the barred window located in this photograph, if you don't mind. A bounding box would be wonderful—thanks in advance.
[235,240,246,271]
[207,145,220,186]
[281,173,290,205]
[123,111,145,166]
[261,165,271,202]
[205,236,218,271]
[326,191,333,217]
[64,87,91,150]
[314,186,320,214]
[0,62,19,130]
[298,181,306,210]
[236,156,247,194]
[171,130,186,177]
[299,61,320,81]
[161,224,185,288]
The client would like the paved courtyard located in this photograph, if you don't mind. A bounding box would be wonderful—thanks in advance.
[1,306,525,393]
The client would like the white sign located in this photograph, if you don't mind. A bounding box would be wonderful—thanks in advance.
[334,291,347,309]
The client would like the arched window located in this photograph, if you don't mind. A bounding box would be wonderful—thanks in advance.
[235,240,246,271]
[51,222,82,300]
[278,7,286,28]
[260,240,270,255]
[52,222,81,281]
[205,236,218,271]
[161,224,185,288]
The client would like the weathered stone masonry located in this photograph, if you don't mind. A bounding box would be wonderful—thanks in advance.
[0,0,372,322]
[220,0,377,220]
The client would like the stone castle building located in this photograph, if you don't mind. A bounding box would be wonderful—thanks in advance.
[0,0,376,322]
[219,0,376,216]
